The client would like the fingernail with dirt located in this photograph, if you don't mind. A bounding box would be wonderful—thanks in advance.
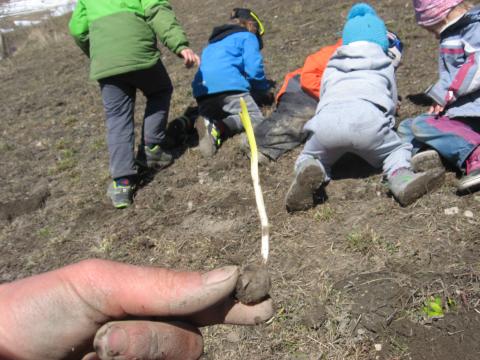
[94,324,129,359]
[169,266,239,313]
[202,265,238,286]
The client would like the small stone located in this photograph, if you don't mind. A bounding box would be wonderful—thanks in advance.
[374,344,382,351]
[187,201,193,211]
[444,207,459,215]
[464,210,474,218]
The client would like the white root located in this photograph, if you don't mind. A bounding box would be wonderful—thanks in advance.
[239,98,270,263]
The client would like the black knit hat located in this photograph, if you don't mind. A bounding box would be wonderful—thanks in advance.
[231,8,265,36]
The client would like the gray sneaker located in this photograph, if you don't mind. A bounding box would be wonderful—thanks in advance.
[457,169,480,193]
[388,168,445,206]
[144,145,173,170]
[107,182,133,209]
[285,158,325,212]
[411,150,444,172]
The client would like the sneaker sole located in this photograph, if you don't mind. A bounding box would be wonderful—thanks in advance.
[457,173,480,193]
[146,159,173,170]
[411,151,444,173]
[113,202,130,209]
[195,118,217,158]
[285,163,325,212]
[395,169,445,206]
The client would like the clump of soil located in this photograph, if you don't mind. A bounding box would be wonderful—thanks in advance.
[235,264,271,304]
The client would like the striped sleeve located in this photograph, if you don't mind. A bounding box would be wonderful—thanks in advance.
[428,22,480,106]
[449,23,480,99]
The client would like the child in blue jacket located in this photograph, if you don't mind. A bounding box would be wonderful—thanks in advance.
[192,8,271,157]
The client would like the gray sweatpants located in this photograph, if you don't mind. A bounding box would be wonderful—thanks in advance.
[197,92,264,135]
[99,61,173,179]
[297,100,412,181]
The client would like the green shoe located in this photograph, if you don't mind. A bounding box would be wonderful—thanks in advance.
[107,181,133,209]
[143,145,173,170]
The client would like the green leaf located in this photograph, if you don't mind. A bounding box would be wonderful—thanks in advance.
[423,296,444,318]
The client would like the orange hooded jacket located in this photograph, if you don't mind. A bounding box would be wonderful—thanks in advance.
[275,39,342,102]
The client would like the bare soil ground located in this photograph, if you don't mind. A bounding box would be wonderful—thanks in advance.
[1,0,480,359]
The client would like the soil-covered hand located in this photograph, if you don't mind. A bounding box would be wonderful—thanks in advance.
[0,260,273,360]
[180,48,200,68]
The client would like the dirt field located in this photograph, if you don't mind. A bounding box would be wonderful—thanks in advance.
[1,0,480,359]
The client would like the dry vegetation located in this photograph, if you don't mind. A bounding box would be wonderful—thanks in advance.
[1,0,480,359]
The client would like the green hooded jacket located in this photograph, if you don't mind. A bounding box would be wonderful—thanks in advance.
[69,0,189,80]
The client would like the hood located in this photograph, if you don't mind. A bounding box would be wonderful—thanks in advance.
[327,42,392,73]
[208,24,263,49]
[208,24,249,43]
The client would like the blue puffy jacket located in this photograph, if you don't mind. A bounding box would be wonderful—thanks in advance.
[192,25,270,98]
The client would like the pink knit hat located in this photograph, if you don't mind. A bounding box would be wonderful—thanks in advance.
[413,0,464,26]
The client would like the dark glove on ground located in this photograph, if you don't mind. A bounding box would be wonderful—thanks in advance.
[407,93,434,106]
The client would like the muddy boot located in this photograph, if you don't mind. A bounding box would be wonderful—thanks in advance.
[195,117,221,158]
[458,146,480,193]
[285,158,325,212]
[388,168,445,206]
[411,149,444,172]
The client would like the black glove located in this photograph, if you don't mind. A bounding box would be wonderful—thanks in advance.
[406,93,434,106]
[165,106,199,147]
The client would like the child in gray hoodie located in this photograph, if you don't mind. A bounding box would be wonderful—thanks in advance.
[285,3,444,211]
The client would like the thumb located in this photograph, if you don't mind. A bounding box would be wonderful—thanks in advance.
[64,261,240,318]
[93,321,202,360]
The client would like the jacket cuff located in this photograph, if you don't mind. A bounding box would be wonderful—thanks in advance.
[175,45,189,56]
[426,84,447,107]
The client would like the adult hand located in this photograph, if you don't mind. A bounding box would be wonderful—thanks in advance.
[0,260,273,359]
[180,48,200,68]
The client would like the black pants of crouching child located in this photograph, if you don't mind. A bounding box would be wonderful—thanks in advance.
[255,75,318,161]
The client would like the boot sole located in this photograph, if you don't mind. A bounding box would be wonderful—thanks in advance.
[285,163,325,212]
[195,118,217,158]
[395,169,445,206]
[411,151,444,173]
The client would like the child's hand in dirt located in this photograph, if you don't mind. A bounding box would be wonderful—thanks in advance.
[180,48,200,68]
[0,260,273,360]
[428,103,445,115]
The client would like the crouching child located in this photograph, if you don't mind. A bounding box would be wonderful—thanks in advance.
[285,3,445,211]
[192,8,272,157]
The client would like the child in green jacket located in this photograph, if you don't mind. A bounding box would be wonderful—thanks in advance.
[69,0,199,208]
